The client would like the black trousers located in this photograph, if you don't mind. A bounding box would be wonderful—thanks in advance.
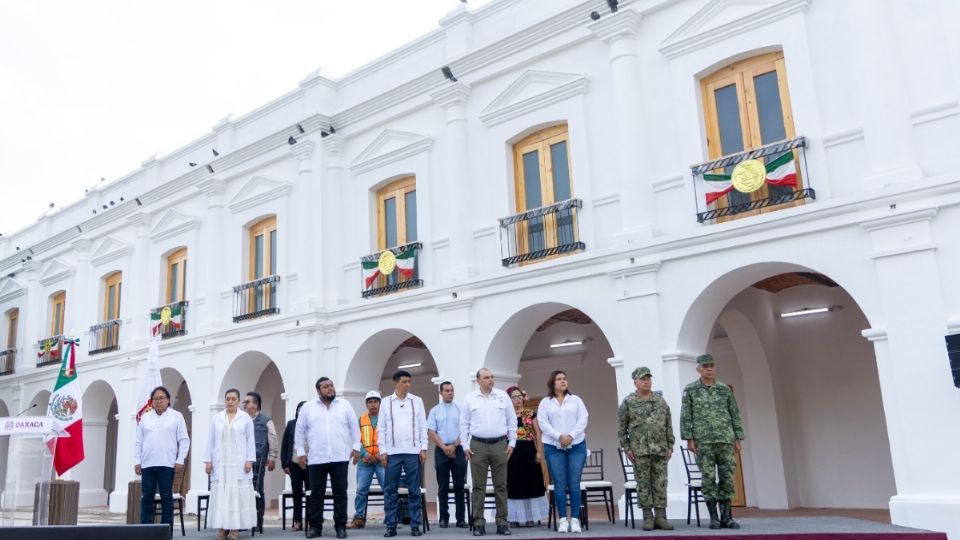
[288,462,310,523]
[435,446,467,522]
[308,461,349,529]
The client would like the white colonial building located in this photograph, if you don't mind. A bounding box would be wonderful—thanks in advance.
[1,0,959,537]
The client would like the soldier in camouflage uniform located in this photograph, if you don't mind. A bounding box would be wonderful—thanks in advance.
[618,367,675,531]
[679,354,744,530]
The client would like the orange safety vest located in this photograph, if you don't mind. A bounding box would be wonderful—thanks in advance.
[360,413,379,457]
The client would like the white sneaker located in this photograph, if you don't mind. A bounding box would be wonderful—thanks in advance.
[569,518,582,533]
[557,517,569,533]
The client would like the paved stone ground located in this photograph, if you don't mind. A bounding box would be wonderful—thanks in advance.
[12,510,923,539]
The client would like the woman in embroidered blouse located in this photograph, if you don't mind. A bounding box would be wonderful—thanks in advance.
[537,370,589,534]
[204,388,257,540]
[505,385,548,527]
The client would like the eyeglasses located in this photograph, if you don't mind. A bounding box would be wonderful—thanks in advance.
[510,395,524,400]
[152,397,168,401]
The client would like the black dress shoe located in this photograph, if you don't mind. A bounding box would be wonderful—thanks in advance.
[384,528,398,538]
[456,521,468,528]
[336,526,348,538]
[496,525,511,535]
[439,520,449,528]
[411,527,422,537]
[473,525,486,536]
[306,528,323,539]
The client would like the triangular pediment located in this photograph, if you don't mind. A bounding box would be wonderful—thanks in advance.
[0,277,25,304]
[349,129,434,175]
[39,258,73,286]
[659,0,809,59]
[91,235,133,266]
[479,70,589,127]
[150,207,200,241]
[228,175,293,214]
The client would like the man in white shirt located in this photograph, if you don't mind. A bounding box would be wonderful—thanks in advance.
[460,368,517,537]
[427,381,467,529]
[295,377,361,539]
[134,385,190,533]
[377,370,428,538]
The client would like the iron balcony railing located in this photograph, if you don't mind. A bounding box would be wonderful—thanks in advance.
[499,198,585,267]
[150,301,188,339]
[690,136,813,223]
[1,348,16,376]
[360,242,423,298]
[36,335,65,367]
[233,275,280,322]
[89,320,121,355]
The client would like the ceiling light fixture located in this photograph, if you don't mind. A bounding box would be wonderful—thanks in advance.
[780,307,834,318]
[550,340,584,349]
[397,362,422,370]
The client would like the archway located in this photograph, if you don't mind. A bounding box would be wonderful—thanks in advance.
[345,329,441,516]
[678,266,894,512]
[484,303,620,505]
[219,352,286,514]
[76,380,118,507]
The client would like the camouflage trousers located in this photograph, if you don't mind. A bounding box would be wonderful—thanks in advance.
[632,455,669,508]
[695,443,736,502]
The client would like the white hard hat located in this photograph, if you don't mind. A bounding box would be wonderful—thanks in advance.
[365,391,382,402]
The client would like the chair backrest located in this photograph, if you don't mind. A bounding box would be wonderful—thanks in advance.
[617,447,635,482]
[680,448,702,484]
[172,466,186,496]
[582,448,605,481]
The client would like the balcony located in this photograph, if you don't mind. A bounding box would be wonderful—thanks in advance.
[151,301,188,339]
[36,335,64,367]
[499,198,585,267]
[691,136,813,224]
[360,242,423,298]
[1,348,16,376]
[233,275,280,322]
[89,319,121,355]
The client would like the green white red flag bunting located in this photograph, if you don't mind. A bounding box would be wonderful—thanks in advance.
[150,303,183,336]
[700,151,797,205]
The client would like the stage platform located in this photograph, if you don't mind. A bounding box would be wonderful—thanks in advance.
[59,515,943,539]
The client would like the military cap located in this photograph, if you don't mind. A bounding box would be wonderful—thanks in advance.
[697,354,715,365]
[631,366,652,379]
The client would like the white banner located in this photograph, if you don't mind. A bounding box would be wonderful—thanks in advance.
[0,416,58,436]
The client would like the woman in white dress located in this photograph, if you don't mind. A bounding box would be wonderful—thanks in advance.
[204,388,257,540]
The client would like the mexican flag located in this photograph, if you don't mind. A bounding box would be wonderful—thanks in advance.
[136,334,163,423]
[46,338,84,476]
[150,303,183,336]
[361,249,416,289]
[700,151,798,205]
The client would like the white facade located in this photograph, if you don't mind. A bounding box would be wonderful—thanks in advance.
[1,0,959,537]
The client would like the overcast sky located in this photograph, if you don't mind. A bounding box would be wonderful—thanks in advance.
[0,0,491,236]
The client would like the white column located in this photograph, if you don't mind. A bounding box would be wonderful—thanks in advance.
[321,135,347,306]
[125,213,151,348]
[661,350,701,518]
[435,298,475,396]
[846,0,923,187]
[108,359,140,512]
[67,239,91,340]
[860,209,960,538]
[607,262,663,397]
[289,138,320,313]
[196,178,227,331]
[431,83,477,282]
[588,11,655,242]
[21,261,41,360]
[185,345,215,513]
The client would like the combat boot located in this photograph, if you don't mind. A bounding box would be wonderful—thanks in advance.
[642,508,655,531]
[654,508,673,530]
[706,500,721,529]
[720,500,741,529]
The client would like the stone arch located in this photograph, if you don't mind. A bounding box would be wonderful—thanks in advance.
[343,328,440,395]
[77,379,118,507]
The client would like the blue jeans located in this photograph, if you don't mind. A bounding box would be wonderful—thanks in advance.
[384,454,422,528]
[545,441,587,519]
[140,466,175,527]
[354,462,386,517]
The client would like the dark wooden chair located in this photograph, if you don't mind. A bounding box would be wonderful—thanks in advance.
[150,466,186,536]
[617,447,637,528]
[581,448,615,523]
[681,447,706,526]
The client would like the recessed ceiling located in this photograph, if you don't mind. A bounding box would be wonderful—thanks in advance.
[751,272,838,294]
[536,308,592,331]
